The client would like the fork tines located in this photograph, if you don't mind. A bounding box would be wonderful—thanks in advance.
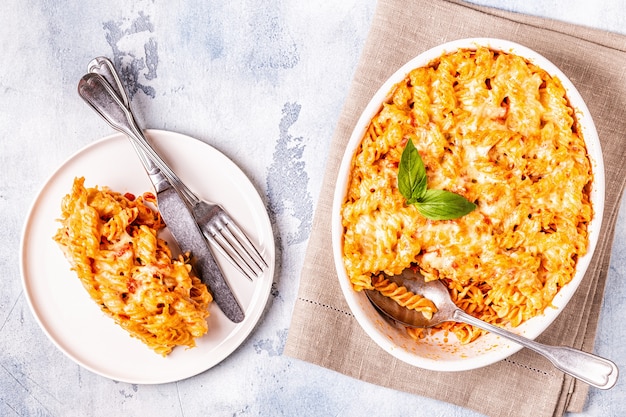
[205,211,267,280]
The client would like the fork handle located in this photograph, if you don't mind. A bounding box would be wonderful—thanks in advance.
[87,57,130,108]
[85,60,171,195]
[77,73,198,205]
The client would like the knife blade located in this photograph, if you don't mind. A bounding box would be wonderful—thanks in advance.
[77,72,245,323]
[150,172,246,323]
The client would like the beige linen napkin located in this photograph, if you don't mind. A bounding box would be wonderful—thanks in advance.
[284,1,626,416]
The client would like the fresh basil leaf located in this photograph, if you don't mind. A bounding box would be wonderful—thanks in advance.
[415,189,477,220]
[397,138,427,203]
[397,138,476,221]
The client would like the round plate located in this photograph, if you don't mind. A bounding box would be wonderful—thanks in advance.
[20,129,275,384]
[332,38,605,371]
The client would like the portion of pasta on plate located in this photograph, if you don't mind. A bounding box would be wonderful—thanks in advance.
[53,177,213,356]
[340,46,594,345]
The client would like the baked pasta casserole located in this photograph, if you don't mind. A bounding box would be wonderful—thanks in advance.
[341,47,593,343]
[54,177,213,356]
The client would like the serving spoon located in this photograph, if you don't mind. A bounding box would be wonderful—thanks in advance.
[365,269,618,389]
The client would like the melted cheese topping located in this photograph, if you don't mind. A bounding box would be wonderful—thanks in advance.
[54,177,213,356]
[341,47,593,343]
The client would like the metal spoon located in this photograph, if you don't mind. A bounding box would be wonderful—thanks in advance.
[365,269,619,389]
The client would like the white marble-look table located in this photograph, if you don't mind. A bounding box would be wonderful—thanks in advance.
[1,1,624,416]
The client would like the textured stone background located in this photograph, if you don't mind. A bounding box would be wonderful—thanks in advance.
[1,0,624,416]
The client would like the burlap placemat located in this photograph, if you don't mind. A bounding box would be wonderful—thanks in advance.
[284,1,626,416]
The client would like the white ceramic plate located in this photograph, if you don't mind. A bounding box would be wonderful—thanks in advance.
[20,129,275,384]
[332,38,605,371]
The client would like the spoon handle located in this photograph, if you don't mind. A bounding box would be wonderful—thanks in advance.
[454,309,618,389]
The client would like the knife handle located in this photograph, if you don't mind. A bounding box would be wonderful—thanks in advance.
[87,57,130,108]
[78,70,246,323]
[77,73,197,203]
[84,63,173,196]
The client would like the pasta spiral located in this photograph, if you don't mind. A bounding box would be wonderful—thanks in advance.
[341,47,593,344]
[54,177,213,356]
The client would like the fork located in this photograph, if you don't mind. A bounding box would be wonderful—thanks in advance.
[86,57,267,280]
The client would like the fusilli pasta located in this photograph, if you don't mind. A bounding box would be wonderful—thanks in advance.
[54,177,213,356]
[341,47,593,344]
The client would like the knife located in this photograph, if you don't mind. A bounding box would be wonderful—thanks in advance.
[77,71,245,323]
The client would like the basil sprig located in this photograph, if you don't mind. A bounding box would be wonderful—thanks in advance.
[398,139,476,220]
